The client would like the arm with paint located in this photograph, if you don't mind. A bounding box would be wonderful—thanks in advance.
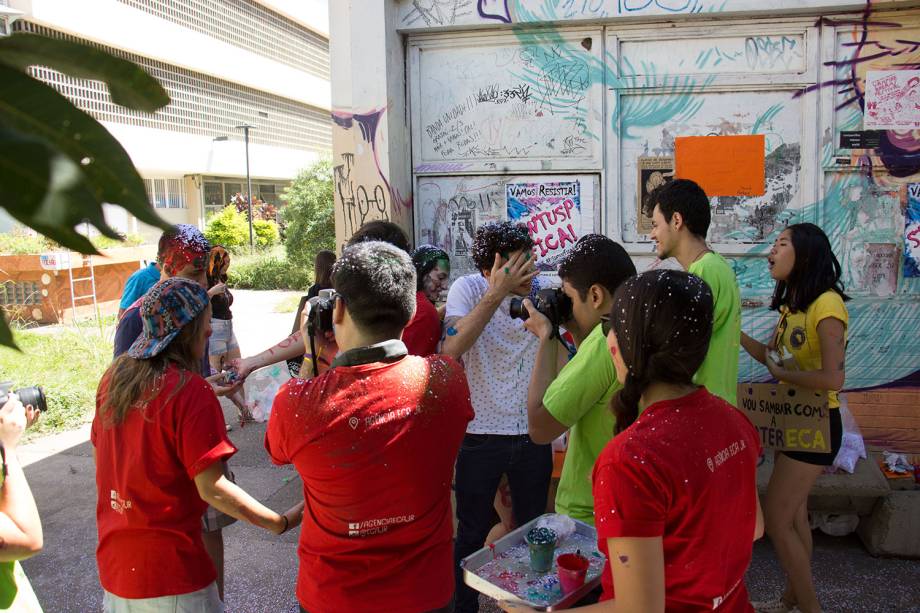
[231,331,307,380]
[441,252,535,359]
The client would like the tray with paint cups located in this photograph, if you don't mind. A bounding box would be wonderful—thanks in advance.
[461,513,606,611]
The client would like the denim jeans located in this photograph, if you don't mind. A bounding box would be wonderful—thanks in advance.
[453,433,553,613]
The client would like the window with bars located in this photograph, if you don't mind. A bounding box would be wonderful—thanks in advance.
[203,179,289,215]
[13,22,332,154]
[144,178,186,209]
[116,0,329,80]
[0,282,41,306]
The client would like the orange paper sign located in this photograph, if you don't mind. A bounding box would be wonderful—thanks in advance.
[674,135,765,197]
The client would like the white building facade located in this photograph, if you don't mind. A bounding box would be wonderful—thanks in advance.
[6,0,331,239]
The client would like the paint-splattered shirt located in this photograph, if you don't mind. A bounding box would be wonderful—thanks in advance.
[265,354,473,613]
[592,388,760,611]
[445,273,538,435]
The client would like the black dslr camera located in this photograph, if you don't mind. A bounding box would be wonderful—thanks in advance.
[306,289,336,336]
[509,288,573,328]
[0,382,47,413]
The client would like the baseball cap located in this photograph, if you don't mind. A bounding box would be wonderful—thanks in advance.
[127,277,210,359]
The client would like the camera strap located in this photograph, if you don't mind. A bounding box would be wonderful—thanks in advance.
[331,339,408,369]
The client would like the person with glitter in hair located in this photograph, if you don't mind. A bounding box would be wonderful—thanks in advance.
[111,224,241,601]
[504,270,763,613]
[406,245,451,356]
[646,179,742,406]
[441,221,550,613]
[95,278,302,613]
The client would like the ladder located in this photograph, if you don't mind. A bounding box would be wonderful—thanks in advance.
[68,255,99,324]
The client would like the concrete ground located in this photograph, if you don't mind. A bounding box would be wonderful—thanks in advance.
[16,290,920,612]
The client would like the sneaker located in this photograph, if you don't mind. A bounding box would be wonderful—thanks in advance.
[226,423,233,432]
[751,598,794,613]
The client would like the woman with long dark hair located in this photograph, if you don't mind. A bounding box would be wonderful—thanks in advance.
[93,278,302,611]
[307,250,336,299]
[742,223,849,613]
[503,270,762,613]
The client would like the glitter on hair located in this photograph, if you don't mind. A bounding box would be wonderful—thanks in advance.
[471,222,533,272]
[158,224,211,277]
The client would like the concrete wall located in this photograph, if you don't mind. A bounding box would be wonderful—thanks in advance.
[330,0,920,444]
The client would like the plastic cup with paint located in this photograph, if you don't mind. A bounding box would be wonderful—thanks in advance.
[556,553,589,593]
[525,527,557,573]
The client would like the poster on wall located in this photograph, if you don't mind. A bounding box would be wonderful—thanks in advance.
[864,70,920,130]
[506,179,593,278]
[637,157,673,234]
[863,243,900,296]
[675,135,765,197]
[905,183,920,278]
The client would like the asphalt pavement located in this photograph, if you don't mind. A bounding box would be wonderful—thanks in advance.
[16,290,920,612]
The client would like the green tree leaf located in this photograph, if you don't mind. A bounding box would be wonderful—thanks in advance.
[0,126,112,253]
[0,64,170,234]
[0,315,16,351]
[0,33,169,112]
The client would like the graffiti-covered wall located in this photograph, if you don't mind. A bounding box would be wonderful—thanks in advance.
[331,1,920,400]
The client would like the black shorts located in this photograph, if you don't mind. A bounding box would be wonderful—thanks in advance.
[781,408,843,466]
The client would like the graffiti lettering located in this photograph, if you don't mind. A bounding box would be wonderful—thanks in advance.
[476,83,532,104]
[744,36,802,70]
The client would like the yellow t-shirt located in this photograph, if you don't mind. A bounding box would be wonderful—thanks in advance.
[775,290,848,408]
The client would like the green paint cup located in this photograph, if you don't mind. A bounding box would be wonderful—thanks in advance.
[525,527,557,573]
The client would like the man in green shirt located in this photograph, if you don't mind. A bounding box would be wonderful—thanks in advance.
[523,234,636,525]
[647,178,742,405]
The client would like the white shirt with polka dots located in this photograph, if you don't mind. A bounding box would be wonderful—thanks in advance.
[445,274,538,435]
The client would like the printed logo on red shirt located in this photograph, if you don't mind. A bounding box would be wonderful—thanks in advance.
[110,490,133,515]
[347,514,417,537]
[706,438,747,472]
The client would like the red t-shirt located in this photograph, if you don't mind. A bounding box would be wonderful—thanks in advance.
[592,388,760,612]
[402,291,441,357]
[92,366,236,599]
[265,354,474,613]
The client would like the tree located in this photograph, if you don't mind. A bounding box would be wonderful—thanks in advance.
[281,158,334,269]
[0,32,172,348]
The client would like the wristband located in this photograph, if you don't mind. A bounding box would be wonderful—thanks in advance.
[281,514,289,534]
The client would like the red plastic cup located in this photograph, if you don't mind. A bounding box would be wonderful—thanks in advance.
[556,553,589,594]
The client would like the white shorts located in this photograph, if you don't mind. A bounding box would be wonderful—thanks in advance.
[103,583,223,613]
[208,319,239,356]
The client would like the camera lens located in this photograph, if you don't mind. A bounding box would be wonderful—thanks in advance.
[509,297,529,320]
[16,387,46,413]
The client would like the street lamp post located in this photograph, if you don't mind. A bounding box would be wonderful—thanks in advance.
[235,124,255,253]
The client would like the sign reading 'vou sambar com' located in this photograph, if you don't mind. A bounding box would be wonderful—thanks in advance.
[737,384,832,454]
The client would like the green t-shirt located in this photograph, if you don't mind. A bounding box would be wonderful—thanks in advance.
[688,252,742,406]
[543,324,620,525]
[0,561,42,612]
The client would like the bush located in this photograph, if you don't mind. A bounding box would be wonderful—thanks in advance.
[205,205,248,249]
[0,230,55,254]
[253,219,280,249]
[227,251,312,290]
[282,158,335,268]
